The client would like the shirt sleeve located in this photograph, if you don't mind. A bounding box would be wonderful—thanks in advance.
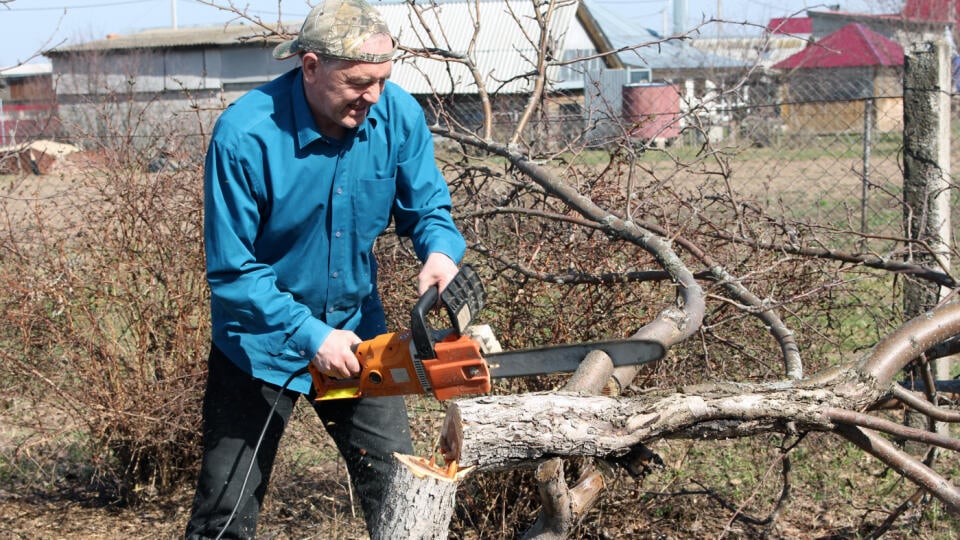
[392,105,467,264]
[203,132,333,360]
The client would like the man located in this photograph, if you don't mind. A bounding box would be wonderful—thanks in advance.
[185,0,466,537]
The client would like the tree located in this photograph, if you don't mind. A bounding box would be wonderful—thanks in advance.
[368,1,960,536]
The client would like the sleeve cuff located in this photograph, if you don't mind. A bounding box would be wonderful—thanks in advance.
[422,237,466,265]
[287,316,333,361]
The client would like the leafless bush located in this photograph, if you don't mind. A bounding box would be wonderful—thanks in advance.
[0,99,209,501]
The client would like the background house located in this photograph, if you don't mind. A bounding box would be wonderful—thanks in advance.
[772,23,904,135]
[45,24,297,147]
[0,63,57,147]
[810,0,957,43]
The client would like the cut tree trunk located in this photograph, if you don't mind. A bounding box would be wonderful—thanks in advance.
[371,454,466,540]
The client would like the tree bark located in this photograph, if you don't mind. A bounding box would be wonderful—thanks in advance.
[521,458,605,540]
[371,453,463,540]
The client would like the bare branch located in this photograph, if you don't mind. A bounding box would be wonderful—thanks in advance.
[833,424,960,514]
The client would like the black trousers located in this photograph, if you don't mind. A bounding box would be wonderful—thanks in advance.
[184,345,413,539]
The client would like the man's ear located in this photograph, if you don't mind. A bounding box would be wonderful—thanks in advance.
[301,52,321,81]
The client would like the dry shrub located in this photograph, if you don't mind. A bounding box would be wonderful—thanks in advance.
[419,142,917,536]
[0,120,209,501]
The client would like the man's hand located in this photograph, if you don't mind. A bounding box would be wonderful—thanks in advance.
[418,252,459,295]
[312,329,363,378]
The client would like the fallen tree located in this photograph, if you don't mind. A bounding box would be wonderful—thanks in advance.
[371,301,960,538]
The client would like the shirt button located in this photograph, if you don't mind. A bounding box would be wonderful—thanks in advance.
[331,271,339,278]
[298,350,306,357]
[335,231,342,238]
[336,187,343,195]
[328,307,335,313]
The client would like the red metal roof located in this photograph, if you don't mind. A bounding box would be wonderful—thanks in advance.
[766,17,813,35]
[903,0,959,22]
[772,23,904,69]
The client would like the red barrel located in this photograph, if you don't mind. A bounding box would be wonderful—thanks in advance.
[622,82,681,141]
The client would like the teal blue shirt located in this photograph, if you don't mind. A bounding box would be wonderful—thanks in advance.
[204,68,466,394]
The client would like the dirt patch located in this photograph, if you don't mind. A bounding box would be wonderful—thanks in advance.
[0,475,369,540]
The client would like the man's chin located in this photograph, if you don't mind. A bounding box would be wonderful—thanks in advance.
[344,109,368,127]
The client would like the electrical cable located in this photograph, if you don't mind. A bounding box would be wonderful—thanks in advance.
[213,364,310,540]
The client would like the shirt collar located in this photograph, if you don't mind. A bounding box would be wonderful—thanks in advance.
[292,68,373,149]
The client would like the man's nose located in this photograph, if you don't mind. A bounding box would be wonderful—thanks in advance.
[364,83,383,104]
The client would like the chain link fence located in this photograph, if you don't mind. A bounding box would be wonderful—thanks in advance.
[419,54,956,356]
[729,69,907,249]
[421,59,945,260]
[430,65,932,268]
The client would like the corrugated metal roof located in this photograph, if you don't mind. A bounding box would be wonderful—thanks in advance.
[47,23,287,54]
[691,35,809,69]
[381,0,581,94]
[772,22,903,69]
[583,0,747,70]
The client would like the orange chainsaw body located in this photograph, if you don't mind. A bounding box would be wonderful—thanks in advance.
[309,331,492,401]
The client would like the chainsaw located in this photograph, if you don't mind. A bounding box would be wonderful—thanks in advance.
[309,265,665,401]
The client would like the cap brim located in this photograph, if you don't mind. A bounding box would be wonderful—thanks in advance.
[272,39,300,60]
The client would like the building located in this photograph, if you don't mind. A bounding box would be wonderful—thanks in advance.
[44,0,626,148]
[808,0,957,44]
[772,23,904,134]
[45,24,297,149]
[0,63,57,146]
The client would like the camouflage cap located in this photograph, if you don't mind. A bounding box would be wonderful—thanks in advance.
[273,0,397,62]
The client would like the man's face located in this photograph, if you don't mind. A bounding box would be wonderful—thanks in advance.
[301,33,394,139]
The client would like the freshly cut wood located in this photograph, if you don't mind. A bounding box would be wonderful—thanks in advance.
[370,453,466,540]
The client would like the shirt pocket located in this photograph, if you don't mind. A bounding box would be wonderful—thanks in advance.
[353,176,396,248]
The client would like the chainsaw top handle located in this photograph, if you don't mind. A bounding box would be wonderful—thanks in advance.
[410,264,485,361]
[411,285,440,360]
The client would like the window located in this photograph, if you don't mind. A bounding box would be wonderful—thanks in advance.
[628,68,651,84]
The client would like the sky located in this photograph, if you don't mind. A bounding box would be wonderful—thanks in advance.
[0,0,903,69]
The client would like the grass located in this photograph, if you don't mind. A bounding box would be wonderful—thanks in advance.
[560,131,906,165]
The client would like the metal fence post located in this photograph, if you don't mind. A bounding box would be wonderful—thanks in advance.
[860,97,873,238]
